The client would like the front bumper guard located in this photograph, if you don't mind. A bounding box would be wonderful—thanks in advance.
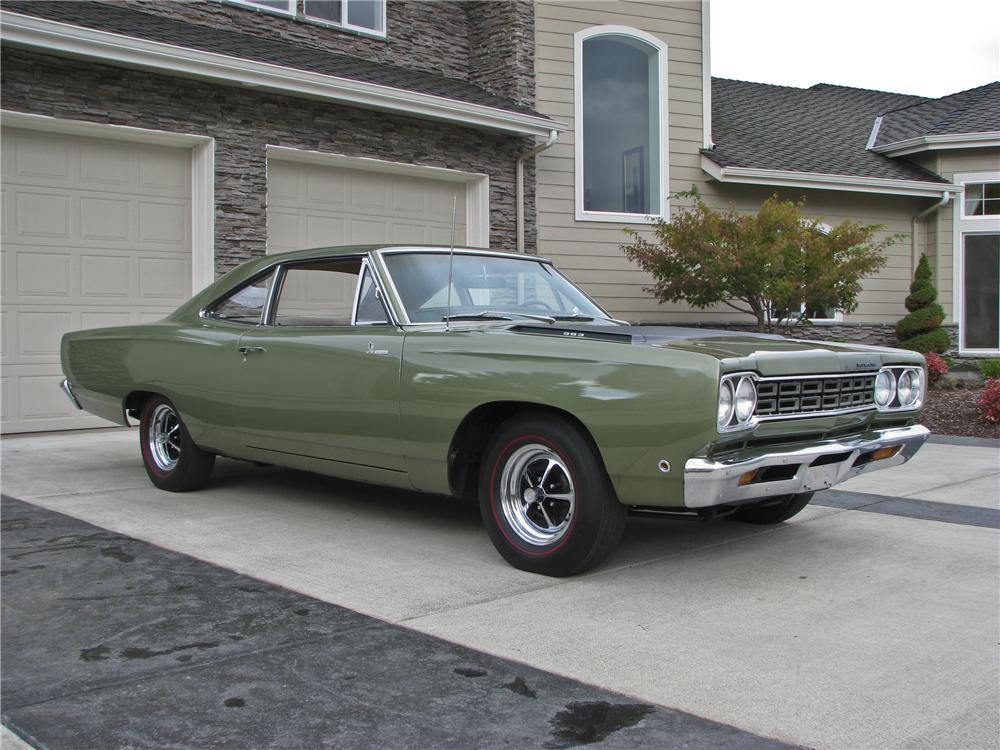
[684,424,929,508]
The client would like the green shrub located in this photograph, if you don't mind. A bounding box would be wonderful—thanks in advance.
[897,255,948,353]
[899,329,951,354]
[895,303,945,340]
[978,359,1000,379]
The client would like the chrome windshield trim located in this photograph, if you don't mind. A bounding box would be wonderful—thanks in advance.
[262,263,284,326]
[373,247,623,328]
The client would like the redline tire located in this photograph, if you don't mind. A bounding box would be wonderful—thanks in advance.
[139,395,215,492]
[479,414,626,577]
[728,492,814,524]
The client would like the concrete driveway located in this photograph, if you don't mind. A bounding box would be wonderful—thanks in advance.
[2,428,998,749]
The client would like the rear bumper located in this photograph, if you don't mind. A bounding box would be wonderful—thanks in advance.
[684,424,929,508]
[60,379,82,410]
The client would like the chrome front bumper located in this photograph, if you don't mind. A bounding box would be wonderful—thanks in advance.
[684,424,929,508]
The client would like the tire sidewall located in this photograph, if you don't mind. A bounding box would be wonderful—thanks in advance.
[140,396,179,483]
[479,415,623,576]
[139,395,214,491]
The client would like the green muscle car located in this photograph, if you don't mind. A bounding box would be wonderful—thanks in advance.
[60,245,930,576]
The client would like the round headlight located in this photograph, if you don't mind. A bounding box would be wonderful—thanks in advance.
[874,370,896,407]
[734,377,757,423]
[897,369,921,407]
[718,380,735,429]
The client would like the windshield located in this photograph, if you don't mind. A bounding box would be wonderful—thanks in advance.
[382,252,616,324]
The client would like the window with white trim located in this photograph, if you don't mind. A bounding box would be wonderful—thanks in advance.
[963,182,1000,217]
[956,174,1000,353]
[304,0,386,35]
[229,0,295,14]
[575,27,667,223]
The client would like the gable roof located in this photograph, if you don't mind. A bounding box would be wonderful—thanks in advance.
[705,78,946,184]
[871,81,1000,151]
[1,1,562,135]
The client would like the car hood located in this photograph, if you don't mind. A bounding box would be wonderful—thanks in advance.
[508,323,923,376]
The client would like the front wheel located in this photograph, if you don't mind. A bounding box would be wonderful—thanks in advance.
[727,492,814,524]
[139,395,215,492]
[479,414,626,577]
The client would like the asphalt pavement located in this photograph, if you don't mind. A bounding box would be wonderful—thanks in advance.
[1,428,998,749]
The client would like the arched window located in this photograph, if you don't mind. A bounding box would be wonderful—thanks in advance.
[574,26,667,222]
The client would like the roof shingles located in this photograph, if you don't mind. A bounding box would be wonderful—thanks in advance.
[873,81,1000,148]
[706,78,949,183]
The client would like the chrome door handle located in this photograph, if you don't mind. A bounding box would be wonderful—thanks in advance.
[238,346,266,355]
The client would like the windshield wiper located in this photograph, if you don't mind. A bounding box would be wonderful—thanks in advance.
[442,310,556,324]
[552,313,631,326]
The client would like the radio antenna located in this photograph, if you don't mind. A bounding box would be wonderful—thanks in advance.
[445,194,457,332]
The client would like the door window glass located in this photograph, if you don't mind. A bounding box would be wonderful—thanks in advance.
[355,266,390,325]
[207,270,276,324]
[273,258,362,327]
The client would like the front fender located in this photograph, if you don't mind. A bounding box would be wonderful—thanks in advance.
[399,328,720,505]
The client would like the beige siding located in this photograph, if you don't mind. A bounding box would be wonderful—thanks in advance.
[534,0,710,320]
[934,148,1000,324]
[534,0,940,325]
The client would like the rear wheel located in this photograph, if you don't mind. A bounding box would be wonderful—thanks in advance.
[728,492,814,524]
[139,395,215,492]
[479,414,626,577]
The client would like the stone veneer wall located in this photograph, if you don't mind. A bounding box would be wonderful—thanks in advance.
[104,0,537,108]
[105,0,472,80]
[466,1,536,107]
[2,48,533,274]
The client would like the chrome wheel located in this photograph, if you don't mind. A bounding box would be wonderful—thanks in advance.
[498,444,576,546]
[147,403,181,472]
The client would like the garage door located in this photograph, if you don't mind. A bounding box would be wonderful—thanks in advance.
[267,159,467,252]
[1,127,192,434]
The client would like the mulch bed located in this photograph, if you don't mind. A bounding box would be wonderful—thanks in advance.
[919,384,999,440]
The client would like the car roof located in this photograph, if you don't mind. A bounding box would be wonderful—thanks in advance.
[263,244,550,264]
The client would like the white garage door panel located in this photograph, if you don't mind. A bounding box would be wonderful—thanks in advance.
[1,128,192,434]
[267,160,467,252]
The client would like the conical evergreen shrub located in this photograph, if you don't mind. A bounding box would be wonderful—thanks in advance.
[896,255,949,353]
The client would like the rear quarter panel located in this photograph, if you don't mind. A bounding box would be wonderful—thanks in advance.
[61,322,244,454]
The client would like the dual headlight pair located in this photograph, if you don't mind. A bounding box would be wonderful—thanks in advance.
[718,373,758,432]
[873,366,924,411]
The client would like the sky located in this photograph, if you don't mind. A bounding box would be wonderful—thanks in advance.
[710,0,1000,98]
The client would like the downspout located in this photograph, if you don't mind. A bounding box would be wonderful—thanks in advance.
[911,191,951,275]
[516,129,559,253]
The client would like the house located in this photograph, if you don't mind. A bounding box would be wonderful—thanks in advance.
[1,0,997,435]
[530,5,999,355]
[1,0,561,433]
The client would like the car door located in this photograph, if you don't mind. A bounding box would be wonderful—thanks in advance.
[233,255,405,473]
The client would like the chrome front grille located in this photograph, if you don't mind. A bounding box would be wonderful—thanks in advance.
[755,373,876,419]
